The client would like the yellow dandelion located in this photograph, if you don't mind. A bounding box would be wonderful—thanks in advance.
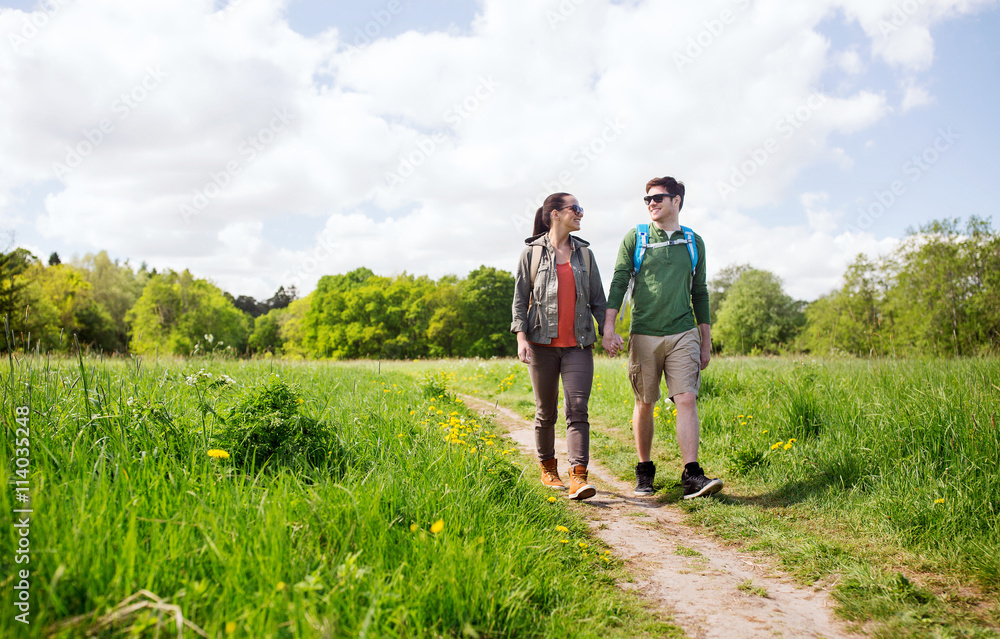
[559,539,569,544]
[934,498,945,504]
[789,438,797,443]
[578,542,589,550]
[604,550,611,555]
[784,443,792,450]
[583,551,588,557]
[410,523,418,532]
[740,422,747,426]
[762,430,768,434]
[276,581,286,591]
[556,525,570,533]
[207,449,230,459]
[771,441,783,450]
[430,519,444,534]
[225,621,237,634]
[547,496,557,503]
[601,556,610,563]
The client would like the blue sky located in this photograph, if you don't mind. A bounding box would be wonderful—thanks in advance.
[0,0,997,300]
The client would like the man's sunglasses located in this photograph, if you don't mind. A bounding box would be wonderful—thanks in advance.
[559,204,584,214]
[644,193,679,205]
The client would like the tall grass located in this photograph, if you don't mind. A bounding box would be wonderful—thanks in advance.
[430,356,1000,635]
[0,356,676,637]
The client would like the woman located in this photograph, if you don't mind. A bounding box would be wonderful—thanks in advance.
[510,192,607,500]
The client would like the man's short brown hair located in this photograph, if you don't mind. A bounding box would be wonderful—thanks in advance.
[645,176,685,211]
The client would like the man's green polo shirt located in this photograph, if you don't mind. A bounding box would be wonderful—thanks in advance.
[606,225,711,336]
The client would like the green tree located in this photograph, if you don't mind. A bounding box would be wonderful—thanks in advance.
[75,251,147,351]
[885,217,998,355]
[0,247,34,348]
[279,296,311,358]
[462,266,516,358]
[798,254,893,356]
[249,309,283,354]
[715,268,804,354]
[708,263,752,326]
[126,270,251,356]
[17,262,119,352]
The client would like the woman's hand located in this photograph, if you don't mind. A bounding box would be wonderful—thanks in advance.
[516,332,532,364]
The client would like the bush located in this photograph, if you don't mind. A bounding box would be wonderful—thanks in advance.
[216,376,341,471]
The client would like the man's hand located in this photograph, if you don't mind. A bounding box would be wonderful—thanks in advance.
[698,323,711,370]
[602,328,624,357]
[603,309,624,357]
[516,332,532,364]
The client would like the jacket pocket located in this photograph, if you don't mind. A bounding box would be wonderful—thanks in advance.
[526,303,543,341]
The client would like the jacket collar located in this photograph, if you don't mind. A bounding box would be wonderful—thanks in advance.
[524,233,591,249]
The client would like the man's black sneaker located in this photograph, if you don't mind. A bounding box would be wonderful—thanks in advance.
[681,469,723,500]
[634,461,656,496]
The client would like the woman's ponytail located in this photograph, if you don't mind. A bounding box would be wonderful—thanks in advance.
[532,193,570,236]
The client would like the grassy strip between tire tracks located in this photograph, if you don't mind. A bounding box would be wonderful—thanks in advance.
[399,356,1000,639]
[0,356,681,638]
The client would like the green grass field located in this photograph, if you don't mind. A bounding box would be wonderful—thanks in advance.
[411,356,1000,638]
[0,355,679,638]
[3,354,999,637]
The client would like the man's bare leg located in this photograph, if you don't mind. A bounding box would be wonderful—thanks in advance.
[633,400,655,462]
[673,392,699,464]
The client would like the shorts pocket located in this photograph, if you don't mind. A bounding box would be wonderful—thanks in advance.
[628,359,643,398]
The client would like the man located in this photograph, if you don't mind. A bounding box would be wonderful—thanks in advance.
[602,176,723,499]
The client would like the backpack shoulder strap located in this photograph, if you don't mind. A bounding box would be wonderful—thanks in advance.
[633,224,649,274]
[529,245,543,287]
[680,226,697,276]
[582,247,591,279]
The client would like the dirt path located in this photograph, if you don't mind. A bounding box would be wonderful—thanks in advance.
[462,394,857,639]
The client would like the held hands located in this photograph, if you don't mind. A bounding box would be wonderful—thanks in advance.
[602,328,625,357]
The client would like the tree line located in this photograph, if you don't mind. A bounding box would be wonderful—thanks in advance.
[1,216,996,359]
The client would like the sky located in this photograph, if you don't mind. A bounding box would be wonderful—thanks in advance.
[0,0,998,302]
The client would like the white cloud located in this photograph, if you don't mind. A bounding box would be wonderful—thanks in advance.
[901,80,934,111]
[836,47,865,74]
[0,0,991,300]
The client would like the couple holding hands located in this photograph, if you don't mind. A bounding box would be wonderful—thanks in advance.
[510,176,723,501]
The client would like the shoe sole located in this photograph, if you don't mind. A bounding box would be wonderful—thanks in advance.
[568,484,596,500]
[633,488,654,496]
[682,479,723,500]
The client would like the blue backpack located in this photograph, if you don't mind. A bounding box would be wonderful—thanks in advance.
[632,224,698,277]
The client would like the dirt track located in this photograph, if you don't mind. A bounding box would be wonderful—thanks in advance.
[462,394,856,639]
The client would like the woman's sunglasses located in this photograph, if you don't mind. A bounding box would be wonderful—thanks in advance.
[559,204,584,214]
[644,193,678,205]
